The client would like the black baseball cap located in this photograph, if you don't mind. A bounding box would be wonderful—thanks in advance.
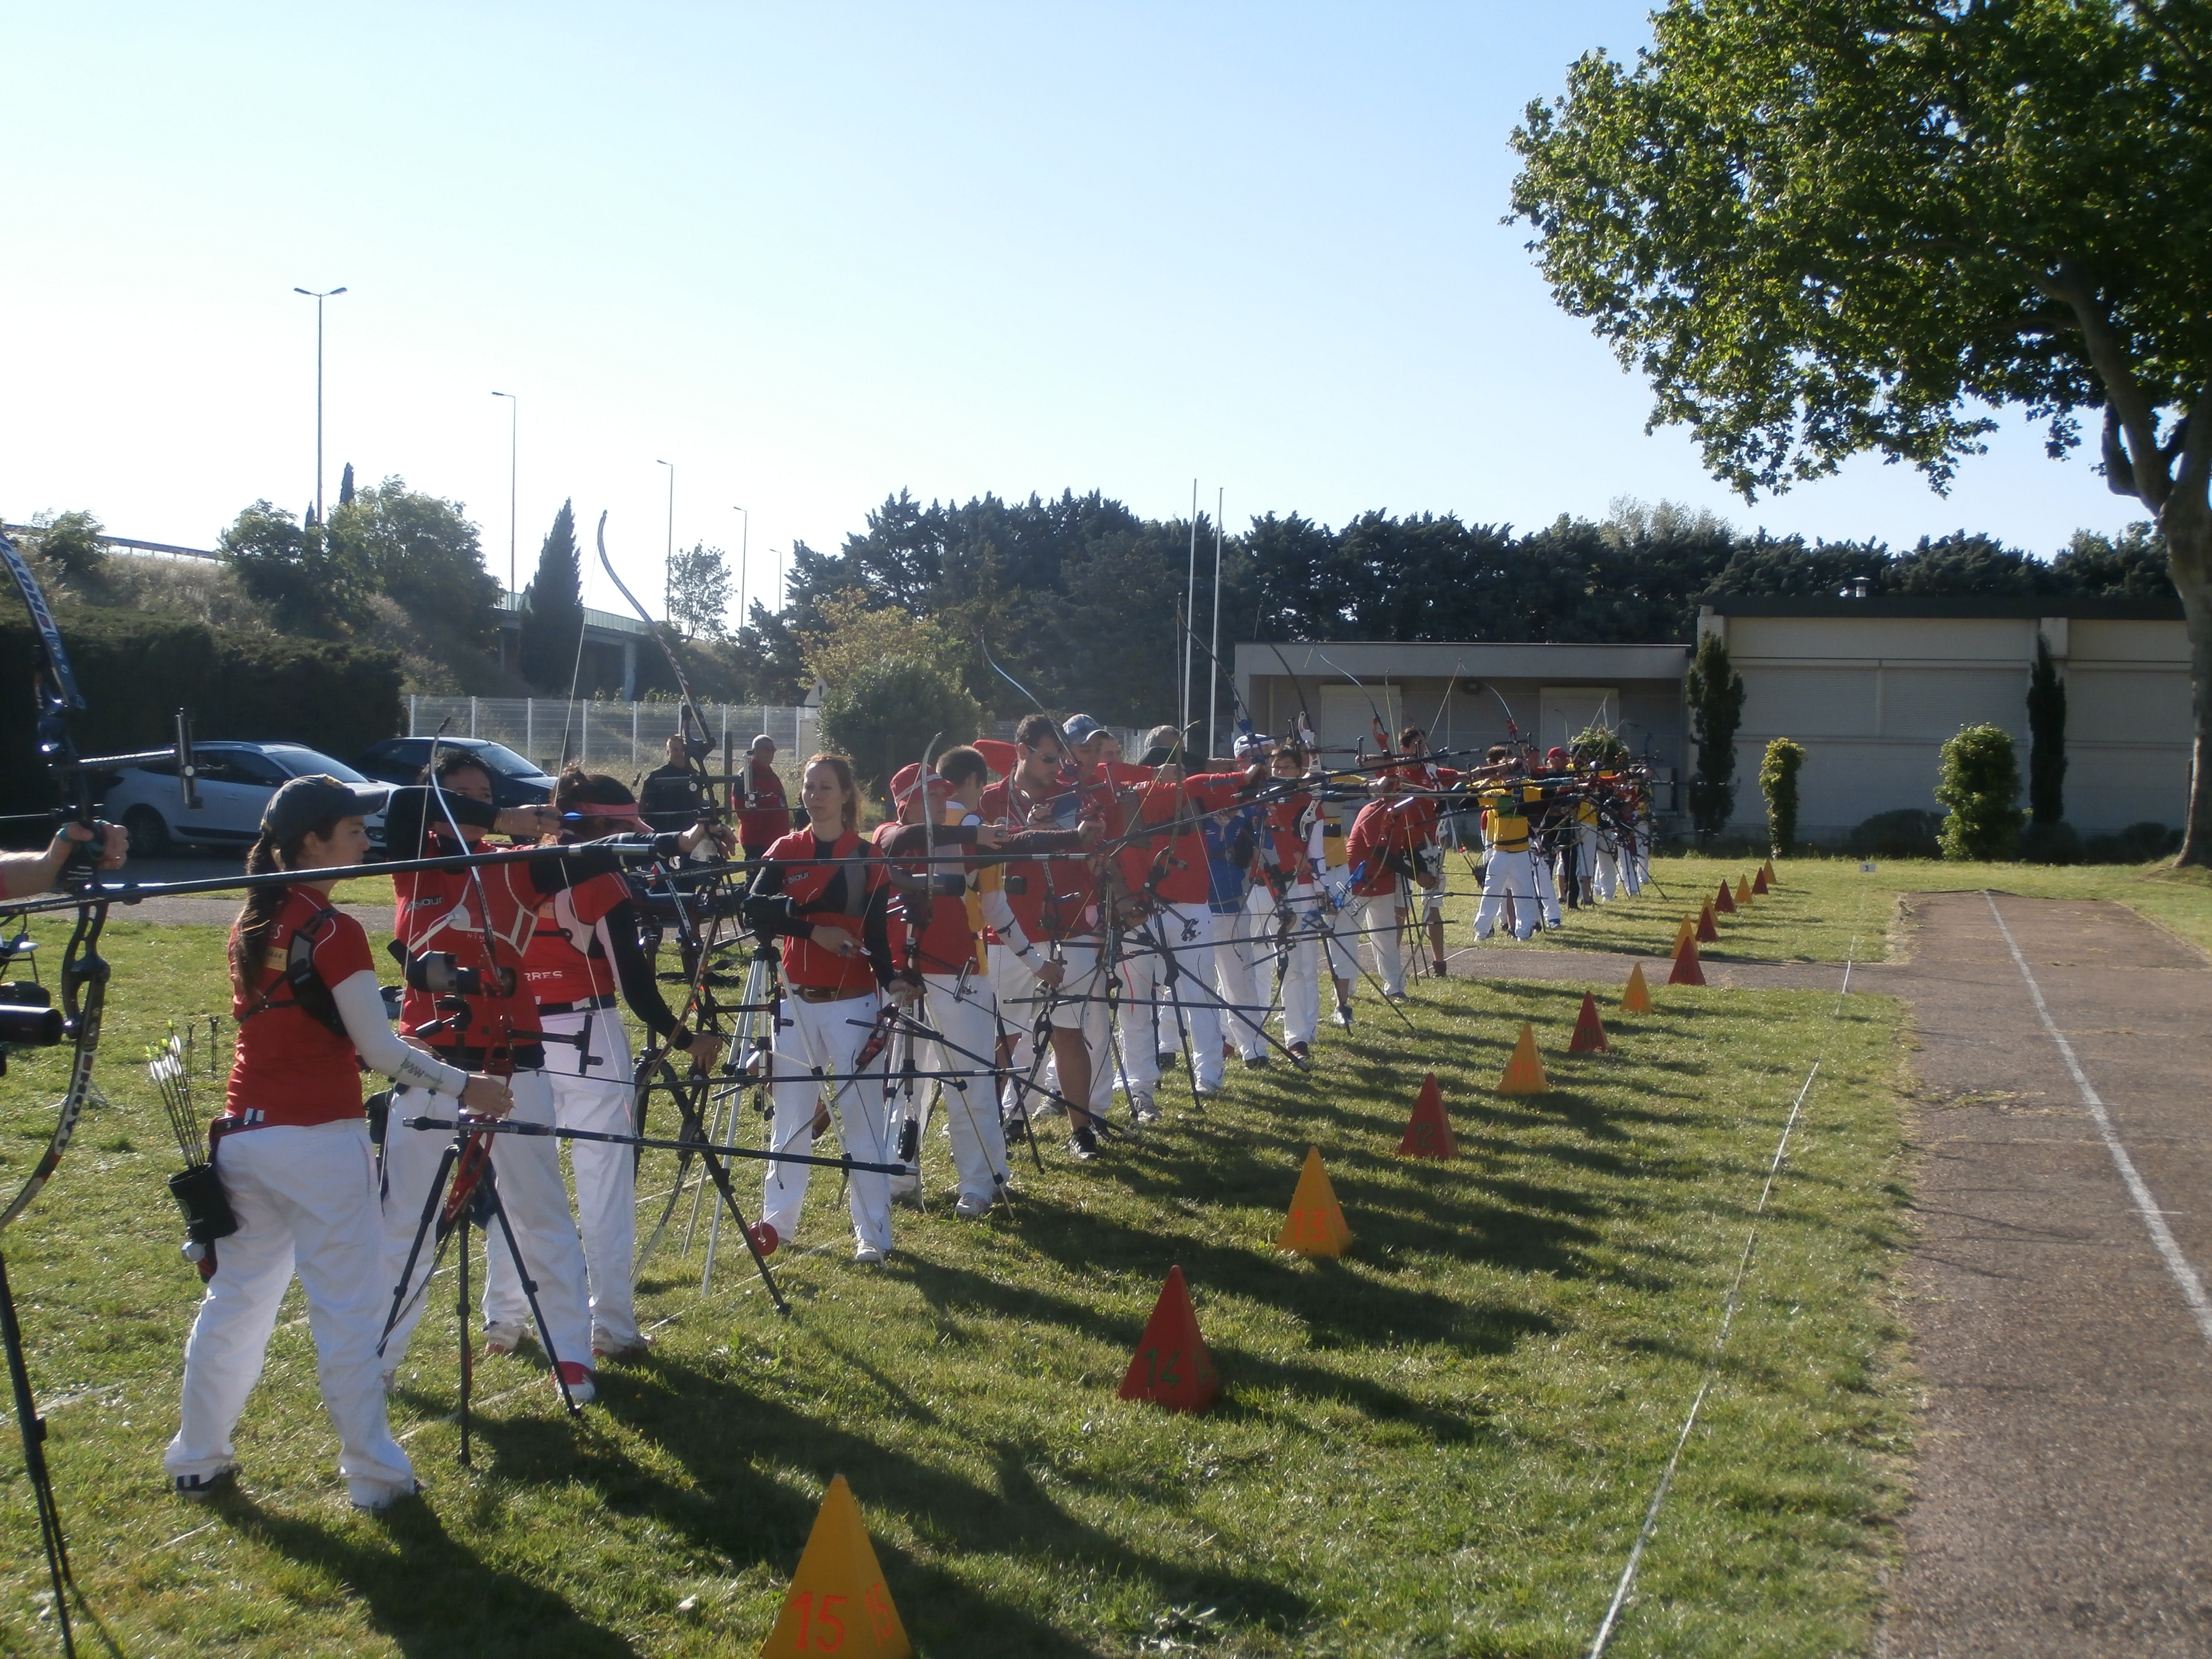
[262,774,388,841]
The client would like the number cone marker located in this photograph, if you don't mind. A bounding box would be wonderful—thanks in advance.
[1275,1146,1352,1256]
[1696,902,1719,943]
[1672,914,1697,955]
[1735,874,1754,905]
[1118,1264,1221,1413]
[1397,1071,1457,1158]
[1713,878,1737,916]
[1569,992,1609,1054]
[761,1475,911,1659]
[1497,1022,1550,1094]
[1621,963,1653,1013]
[1752,865,1770,896]
[1669,934,1707,986]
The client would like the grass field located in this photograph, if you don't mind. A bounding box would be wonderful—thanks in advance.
[0,901,1916,1658]
[1453,853,2212,966]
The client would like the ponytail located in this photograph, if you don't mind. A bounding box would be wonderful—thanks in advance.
[228,813,345,1000]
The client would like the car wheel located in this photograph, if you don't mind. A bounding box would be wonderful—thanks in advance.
[121,805,171,859]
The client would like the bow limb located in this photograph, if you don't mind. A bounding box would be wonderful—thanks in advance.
[0,529,109,1232]
[595,512,719,806]
[1262,640,1318,753]
[1315,649,1393,761]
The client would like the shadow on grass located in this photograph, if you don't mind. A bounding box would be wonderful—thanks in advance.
[221,1490,639,1658]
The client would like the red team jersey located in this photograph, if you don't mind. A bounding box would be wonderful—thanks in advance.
[762,828,883,992]
[522,868,632,1004]
[225,888,376,1126]
[393,847,543,1048]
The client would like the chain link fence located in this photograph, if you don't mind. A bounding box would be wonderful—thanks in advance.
[406,697,818,783]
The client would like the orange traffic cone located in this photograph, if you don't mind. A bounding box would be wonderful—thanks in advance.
[1762,858,1779,886]
[1569,992,1609,1054]
[1697,902,1719,943]
[1118,1265,1221,1413]
[1621,963,1653,1013]
[1398,1072,1457,1158]
[760,1476,912,1658]
[1497,1023,1549,1094]
[1752,865,1770,896]
[1276,1148,1352,1255]
[1672,915,1697,955]
[1735,875,1754,906]
[1714,878,1737,916]
[1669,935,1706,986]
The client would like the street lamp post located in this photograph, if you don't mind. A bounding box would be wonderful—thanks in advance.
[732,505,748,637]
[656,459,675,625]
[292,285,347,524]
[492,391,518,596]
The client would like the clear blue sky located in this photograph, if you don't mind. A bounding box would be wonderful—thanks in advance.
[0,3,2143,622]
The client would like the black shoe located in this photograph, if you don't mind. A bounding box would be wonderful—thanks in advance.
[175,1466,238,1503]
[1065,1126,1099,1163]
[1244,1053,1270,1070]
[1002,1113,1029,1143]
[1287,1040,1312,1068]
[1156,1051,1177,1073]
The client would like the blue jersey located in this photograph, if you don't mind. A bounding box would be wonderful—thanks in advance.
[1202,807,1260,914]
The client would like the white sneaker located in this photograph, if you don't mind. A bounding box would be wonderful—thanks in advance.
[351,1478,424,1512]
[554,1361,596,1405]
[954,1196,993,1220]
[592,1330,653,1363]
[853,1243,888,1264]
[1130,1094,1161,1124]
[481,1319,529,1357]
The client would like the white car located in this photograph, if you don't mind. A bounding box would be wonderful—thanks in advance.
[103,741,388,858]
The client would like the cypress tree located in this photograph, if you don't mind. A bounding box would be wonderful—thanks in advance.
[519,499,586,691]
[2027,635,2067,826]
[1685,632,1746,844]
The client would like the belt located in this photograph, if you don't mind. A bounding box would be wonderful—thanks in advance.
[417,1042,547,1071]
[537,994,616,1015]
[793,984,873,1004]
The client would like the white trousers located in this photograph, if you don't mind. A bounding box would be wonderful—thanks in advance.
[915,973,1009,1208]
[1590,833,1620,901]
[764,990,893,1252]
[380,1068,592,1373]
[1257,882,1330,1045]
[483,1006,639,1346]
[992,941,1111,1117]
[1532,849,1563,926]
[1110,925,1165,1098]
[1352,893,1406,996]
[1212,901,1267,1062]
[166,1120,416,1505]
[1147,902,1224,1086]
[1475,849,1542,941]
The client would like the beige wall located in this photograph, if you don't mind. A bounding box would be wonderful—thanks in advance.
[1712,613,2189,836]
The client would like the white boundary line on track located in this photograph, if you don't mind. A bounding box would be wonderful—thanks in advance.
[1982,890,2212,1348]
[1587,901,1863,1659]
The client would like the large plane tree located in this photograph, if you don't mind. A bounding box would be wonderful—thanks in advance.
[1511,0,2212,863]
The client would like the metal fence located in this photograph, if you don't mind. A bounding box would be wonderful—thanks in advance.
[407,697,818,781]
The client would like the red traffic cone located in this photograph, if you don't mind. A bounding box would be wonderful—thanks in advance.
[1397,1072,1457,1158]
[1696,902,1719,943]
[1669,935,1707,986]
[1118,1265,1221,1413]
[1751,865,1770,896]
[1714,878,1737,915]
[1569,992,1610,1053]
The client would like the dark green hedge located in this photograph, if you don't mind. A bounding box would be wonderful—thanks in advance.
[0,606,403,830]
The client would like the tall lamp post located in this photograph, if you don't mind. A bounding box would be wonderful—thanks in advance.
[292,285,347,524]
[731,505,748,636]
[491,391,518,596]
[656,458,675,624]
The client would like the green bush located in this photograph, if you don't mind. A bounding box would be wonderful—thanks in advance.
[1848,809,1945,860]
[2018,819,2084,865]
[1758,736,1804,857]
[0,605,404,830]
[2082,820,2182,865]
[1935,723,2023,861]
[817,654,983,803]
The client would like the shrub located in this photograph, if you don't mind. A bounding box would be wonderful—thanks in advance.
[818,654,983,803]
[1936,723,2023,861]
[2018,819,2083,865]
[1848,809,1945,860]
[1758,736,1805,856]
[1684,632,1746,844]
[2082,821,2183,865]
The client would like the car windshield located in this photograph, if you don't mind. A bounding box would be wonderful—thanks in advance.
[264,745,372,784]
[466,743,544,779]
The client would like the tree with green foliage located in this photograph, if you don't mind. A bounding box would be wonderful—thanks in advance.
[218,500,369,638]
[328,476,500,647]
[519,500,585,691]
[1759,737,1805,857]
[1937,724,2024,861]
[1685,632,1745,843]
[819,656,983,804]
[667,541,731,639]
[26,510,108,590]
[2027,635,2068,827]
[1511,0,2212,866]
